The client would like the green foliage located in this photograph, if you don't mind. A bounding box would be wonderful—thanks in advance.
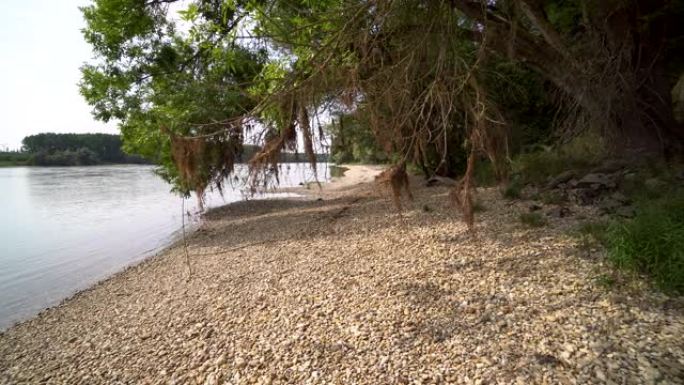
[0,151,30,167]
[603,190,684,294]
[22,133,146,164]
[80,0,265,194]
[484,60,555,153]
[30,148,100,167]
[619,162,683,202]
[327,113,387,164]
[512,132,605,185]
[77,0,684,202]
[519,212,547,228]
[577,189,684,294]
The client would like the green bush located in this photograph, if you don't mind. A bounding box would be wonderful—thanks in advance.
[604,191,684,294]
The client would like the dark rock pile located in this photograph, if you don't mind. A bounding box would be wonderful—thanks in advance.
[542,161,637,218]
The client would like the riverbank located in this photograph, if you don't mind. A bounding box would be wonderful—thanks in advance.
[1,165,682,384]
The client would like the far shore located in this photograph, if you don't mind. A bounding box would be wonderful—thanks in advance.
[1,164,682,384]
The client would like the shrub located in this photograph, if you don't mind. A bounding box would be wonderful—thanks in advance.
[520,212,546,227]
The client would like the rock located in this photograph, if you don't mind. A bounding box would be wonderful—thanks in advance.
[234,357,247,369]
[570,188,600,205]
[595,368,607,382]
[577,173,611,188]
[425,176,457,187]
[547,170,577,189]
[215,354,226,366]
[2,172,684,385]
[534,353,560,366]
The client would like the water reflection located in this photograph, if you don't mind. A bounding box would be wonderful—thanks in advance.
[0,163,327,329]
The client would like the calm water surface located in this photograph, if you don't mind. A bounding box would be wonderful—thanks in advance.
[0,164,328,329]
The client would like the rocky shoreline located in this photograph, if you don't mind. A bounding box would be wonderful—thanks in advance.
[1,166,682,384]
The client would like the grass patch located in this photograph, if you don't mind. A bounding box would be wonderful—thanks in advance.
[519,212,547,227]
[576,190,684,294]
[604,191,684,294]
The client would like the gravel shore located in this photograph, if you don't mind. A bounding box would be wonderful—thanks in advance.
[1,166,682,384]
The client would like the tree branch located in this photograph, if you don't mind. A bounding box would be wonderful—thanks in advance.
[516,0,570,58]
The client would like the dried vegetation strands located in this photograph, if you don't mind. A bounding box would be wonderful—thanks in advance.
[169,0,514,226]
[375,161,414,212]
[163,125,243,209]
[326,0,510,226]
[247,94,315,192]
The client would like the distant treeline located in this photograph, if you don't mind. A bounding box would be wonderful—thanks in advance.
[21,133,149,166]
[0,151,31,167]
[1,134,327,167]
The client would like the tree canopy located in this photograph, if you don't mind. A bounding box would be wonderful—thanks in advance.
[80,0,684,222]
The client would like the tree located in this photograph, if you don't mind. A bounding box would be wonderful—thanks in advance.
[450,0,684,153]
[80,0,264,197]
[80,0,684,224]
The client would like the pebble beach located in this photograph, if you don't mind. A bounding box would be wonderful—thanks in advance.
[1,165,682,384]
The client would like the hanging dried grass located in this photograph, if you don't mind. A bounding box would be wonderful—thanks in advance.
[163,124,243,210]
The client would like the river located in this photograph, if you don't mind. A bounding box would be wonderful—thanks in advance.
[0,163,329,330]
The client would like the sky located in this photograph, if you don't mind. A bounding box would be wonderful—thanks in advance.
[0,0,117,150]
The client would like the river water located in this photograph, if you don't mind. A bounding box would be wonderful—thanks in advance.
[0,163,328,330]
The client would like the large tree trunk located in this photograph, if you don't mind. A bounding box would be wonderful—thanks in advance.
[455,0,684,156]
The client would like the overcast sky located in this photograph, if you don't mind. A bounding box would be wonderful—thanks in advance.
[0,0,117,150]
